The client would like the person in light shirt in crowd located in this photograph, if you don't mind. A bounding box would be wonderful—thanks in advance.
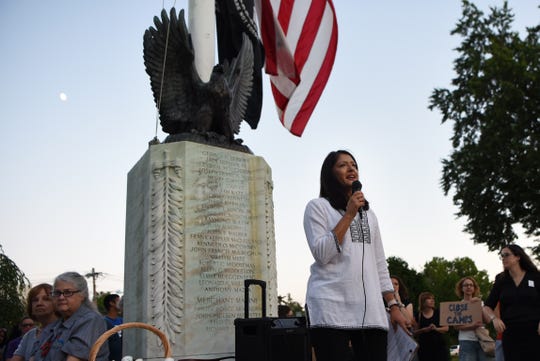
[37,272,108,361]
[11,284,59,361]
[453,276,486,361]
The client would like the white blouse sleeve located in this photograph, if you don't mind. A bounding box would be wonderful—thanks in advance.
[304,199,341,265]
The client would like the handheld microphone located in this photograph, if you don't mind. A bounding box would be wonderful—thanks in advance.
[352,180,362,194]
[351,180,370,218]
[352,180,363,219]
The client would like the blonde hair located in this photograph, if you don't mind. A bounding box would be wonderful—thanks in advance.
[455,276,480,299]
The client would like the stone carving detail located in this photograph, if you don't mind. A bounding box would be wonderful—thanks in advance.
[264,178,277,312]
[150,150,184,343]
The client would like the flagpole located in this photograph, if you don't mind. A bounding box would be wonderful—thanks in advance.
[188,0,215,82]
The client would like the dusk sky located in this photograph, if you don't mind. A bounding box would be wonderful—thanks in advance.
[1,0,538,304]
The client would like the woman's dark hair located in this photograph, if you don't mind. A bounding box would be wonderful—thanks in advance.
[319,150,357,210]
[0,327,7,346]
[391,275,410,300]
[103,294,120,312]
[503,244,539,273]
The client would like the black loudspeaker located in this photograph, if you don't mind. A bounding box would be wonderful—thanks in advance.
[234,280,311,361]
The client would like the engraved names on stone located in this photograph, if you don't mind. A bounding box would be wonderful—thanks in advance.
[184,147,263,354]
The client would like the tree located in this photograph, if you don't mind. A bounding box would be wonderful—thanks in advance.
[95,291,110,315]
[387,256,425,306]
[421,257,491,304]
[429,0,540,258]
[420,256,491,347]
[277,293,304,316]
[0,245,31,331]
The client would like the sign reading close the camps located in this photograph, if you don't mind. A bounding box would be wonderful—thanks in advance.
[439,301,483,326]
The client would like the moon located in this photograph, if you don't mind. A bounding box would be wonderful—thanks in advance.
[59,92,68,101]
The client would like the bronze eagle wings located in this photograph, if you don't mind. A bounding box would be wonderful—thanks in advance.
[143,8,254,142]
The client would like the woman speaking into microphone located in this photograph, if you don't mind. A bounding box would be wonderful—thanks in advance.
[303,150,408,361]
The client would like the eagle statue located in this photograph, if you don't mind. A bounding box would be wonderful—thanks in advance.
[143,7,257,146]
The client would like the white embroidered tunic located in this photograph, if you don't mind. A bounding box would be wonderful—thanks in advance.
[304,197,393,330]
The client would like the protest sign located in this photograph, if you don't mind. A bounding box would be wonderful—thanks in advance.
[440,301,482,326]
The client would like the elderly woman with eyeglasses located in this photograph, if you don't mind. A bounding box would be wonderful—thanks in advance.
[483,244,540,361]
[37,272,108,361]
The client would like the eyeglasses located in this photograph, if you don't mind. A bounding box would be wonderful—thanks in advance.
[500,252,513,259]
[51,289,81,298]
[21,323,34,328]
[462,283,475,288]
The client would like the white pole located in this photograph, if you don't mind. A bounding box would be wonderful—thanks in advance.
[188,0,215,82]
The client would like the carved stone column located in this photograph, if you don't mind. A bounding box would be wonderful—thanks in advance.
[123,141,277,360]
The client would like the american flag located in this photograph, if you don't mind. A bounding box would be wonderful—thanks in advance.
[256,0,338,136]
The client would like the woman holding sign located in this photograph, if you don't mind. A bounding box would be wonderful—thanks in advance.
[484,244,540,361]
[454,276,487,361]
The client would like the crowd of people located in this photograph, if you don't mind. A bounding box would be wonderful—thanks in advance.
[1,272,122,361]
[303,150,540,361]
[2,149,538,361]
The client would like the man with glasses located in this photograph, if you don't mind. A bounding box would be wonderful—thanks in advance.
[4,317,34,361]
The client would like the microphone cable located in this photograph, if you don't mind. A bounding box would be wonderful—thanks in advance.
[360,210,367,328]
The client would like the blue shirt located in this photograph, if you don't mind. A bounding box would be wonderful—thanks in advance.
[40,305,109,361]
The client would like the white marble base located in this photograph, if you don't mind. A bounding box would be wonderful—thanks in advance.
[123,141,277,360]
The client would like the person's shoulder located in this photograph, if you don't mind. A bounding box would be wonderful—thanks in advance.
[23,328,38,339]
[305,198,332,215]
[43,319,60,332]
[8,335,22,345]
[494,272,506,282]
[104,316,123,326]
[527,270,540,280]
[306,197,330,208]
[73,305,103,323]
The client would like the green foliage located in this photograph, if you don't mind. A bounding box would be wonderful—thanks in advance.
[95,291,110,315]
[421,257,490,303]
[420,256,492,347]
[0,245,31,331]
[429,0,540,259]
[387,256,425,307]
[278,293,304,316]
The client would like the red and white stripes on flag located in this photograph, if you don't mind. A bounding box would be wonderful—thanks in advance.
[256,0,338,136]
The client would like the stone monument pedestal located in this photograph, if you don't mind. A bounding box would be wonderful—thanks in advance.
[123,141,277,360]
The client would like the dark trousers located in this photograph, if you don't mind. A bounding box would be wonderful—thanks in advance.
[310,327,387,361]
[502,321,540,361]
